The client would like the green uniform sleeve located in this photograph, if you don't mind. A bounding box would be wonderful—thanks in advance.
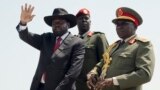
[96,33,109,61]
[90,59,104,76]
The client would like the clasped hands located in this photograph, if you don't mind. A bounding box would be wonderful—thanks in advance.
[87,74,113,90]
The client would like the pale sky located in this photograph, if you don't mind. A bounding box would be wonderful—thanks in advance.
[0,0,159,90]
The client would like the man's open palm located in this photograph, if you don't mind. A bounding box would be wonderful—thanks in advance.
[20,3,35,24]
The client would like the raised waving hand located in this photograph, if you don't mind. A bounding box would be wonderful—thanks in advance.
[20,3,35,25]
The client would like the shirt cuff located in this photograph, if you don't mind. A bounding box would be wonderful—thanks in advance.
[87,72,96,80]
[18,25,27,31]
[113,77,119,86]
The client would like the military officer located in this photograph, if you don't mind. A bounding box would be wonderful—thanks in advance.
[87,7,155,90]
[75,8,109,90]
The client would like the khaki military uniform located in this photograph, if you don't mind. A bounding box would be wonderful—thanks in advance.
[90,35,155,90]
[76,31,109,90]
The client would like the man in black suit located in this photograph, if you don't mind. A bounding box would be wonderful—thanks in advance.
[16,4,85,90]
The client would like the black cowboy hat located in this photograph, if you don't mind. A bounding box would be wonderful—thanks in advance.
[44,8,77,28]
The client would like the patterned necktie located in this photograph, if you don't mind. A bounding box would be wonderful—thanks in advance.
[53,37,62,52]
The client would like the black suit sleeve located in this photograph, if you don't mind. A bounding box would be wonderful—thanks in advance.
[55,40,85,90]
[16,24,43,50]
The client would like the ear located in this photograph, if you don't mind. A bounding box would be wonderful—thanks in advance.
[134,25,137,30]
[89,16,91,23]
[89,20,91,24]
[132,22,137,30]
[133,24,137,31]
[67,22,70,28]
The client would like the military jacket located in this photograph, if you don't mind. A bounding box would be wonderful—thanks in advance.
[90,35,155,90]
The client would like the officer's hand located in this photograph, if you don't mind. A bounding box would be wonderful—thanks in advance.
[20,3,35,25]
[95,78,113,90]
[86,73,98,89]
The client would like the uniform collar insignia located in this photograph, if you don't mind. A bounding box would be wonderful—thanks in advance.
[87,31,94,37]
[128,35,136,44]
[128,38,136,44]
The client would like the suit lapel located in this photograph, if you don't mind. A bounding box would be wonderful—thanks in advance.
[110,35,137,57]
[47,34,56,59]
[51,33,73,58]
[109,40,121,56]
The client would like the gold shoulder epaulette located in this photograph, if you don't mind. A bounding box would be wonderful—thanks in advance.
[136,36,149,42]
[87,31,94,37]
[93,31,104,34]
[115,40,121,43]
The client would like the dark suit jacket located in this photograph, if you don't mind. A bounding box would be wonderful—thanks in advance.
[16,25,85,90]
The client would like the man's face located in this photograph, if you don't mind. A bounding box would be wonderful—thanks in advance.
[52,18,69,36]
[77,14,91,35]
[115,20,136,39]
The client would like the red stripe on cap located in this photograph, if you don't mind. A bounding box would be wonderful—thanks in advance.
[122,13,139,26]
